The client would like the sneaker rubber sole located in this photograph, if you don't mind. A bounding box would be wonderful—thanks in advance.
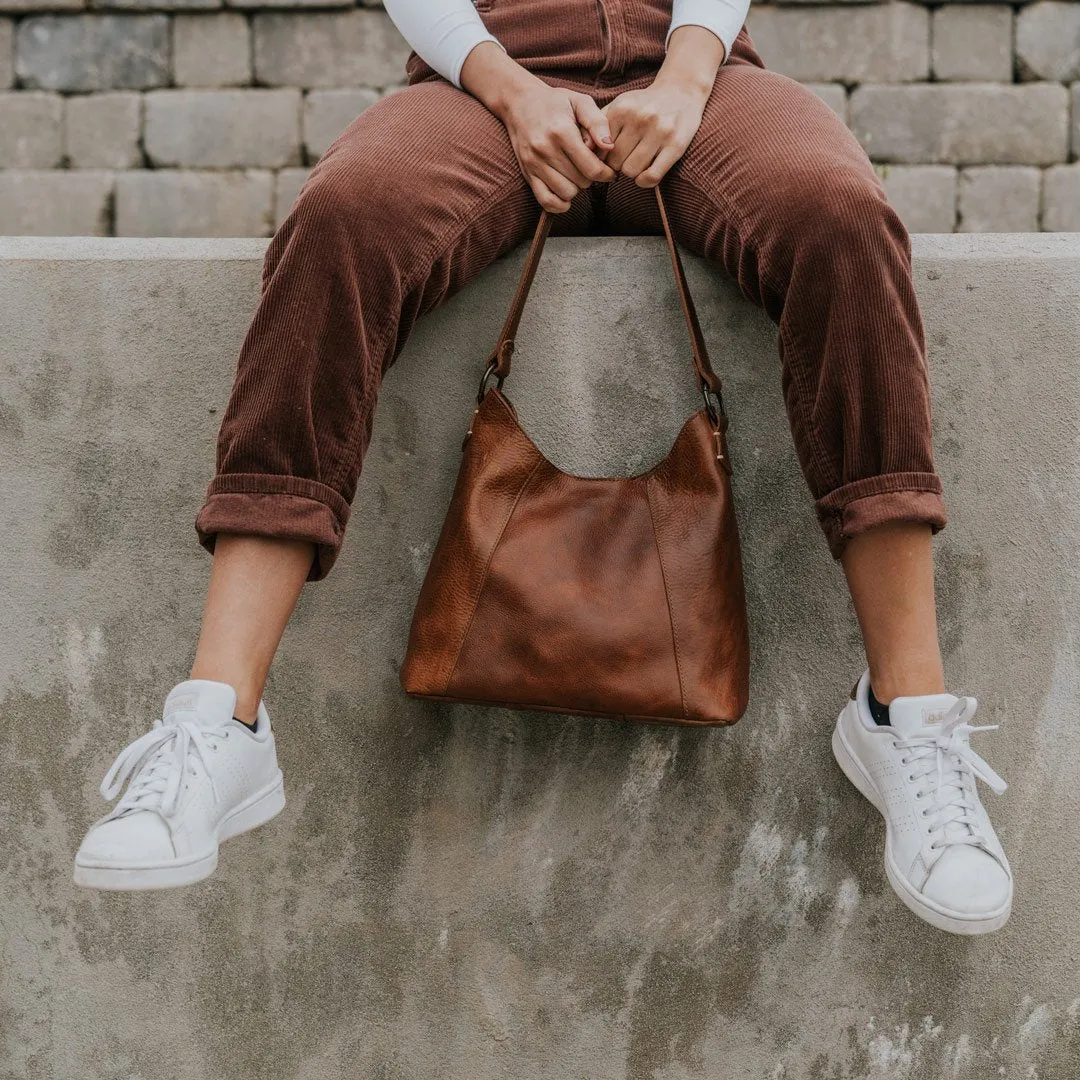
[831,720,1011,936]
[73,772,285,892]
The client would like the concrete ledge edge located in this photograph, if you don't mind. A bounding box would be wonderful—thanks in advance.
[1,233,1079,263]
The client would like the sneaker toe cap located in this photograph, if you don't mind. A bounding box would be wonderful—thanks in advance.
[923,846,1011,915]
[77,812,175,865]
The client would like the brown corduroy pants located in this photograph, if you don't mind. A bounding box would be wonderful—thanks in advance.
[196,0,947,580]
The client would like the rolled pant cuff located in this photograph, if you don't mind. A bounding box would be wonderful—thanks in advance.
[195,474,351,581]
[816,472,947,560]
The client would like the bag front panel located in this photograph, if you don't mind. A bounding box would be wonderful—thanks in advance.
[445,462,684,718]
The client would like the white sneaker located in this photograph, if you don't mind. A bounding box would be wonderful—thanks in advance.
[74,679,285,891]
[832,671,1012,935]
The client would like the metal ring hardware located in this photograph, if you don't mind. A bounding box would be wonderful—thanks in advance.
[477,359,504,404]
[702,383,725,429]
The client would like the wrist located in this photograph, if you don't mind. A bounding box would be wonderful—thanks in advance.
[656,24,724,98]
[461,43,542,121]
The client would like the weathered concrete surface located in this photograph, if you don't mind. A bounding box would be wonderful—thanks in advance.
[1,233,1079,1079]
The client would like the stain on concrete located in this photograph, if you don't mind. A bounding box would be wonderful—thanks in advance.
[45,440,132,568]
[21,350,70,422]
[0,396,24,445]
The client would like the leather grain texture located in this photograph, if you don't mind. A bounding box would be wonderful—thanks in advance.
[401,189,749,725]
[398,393,543,696]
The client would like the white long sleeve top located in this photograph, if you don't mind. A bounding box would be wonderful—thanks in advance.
[383,0,749,89]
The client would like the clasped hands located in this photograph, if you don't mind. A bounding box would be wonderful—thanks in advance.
[461,26,724,214]
[500,79,709,213]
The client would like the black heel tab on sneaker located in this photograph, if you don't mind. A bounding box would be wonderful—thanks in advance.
[867,684,891,726]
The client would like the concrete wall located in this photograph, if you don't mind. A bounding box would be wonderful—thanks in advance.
[1,1,1080,236]
[1,233,1079,1078]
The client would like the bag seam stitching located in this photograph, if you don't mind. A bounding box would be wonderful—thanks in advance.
[441,453,545,695]
[644,479,688,721]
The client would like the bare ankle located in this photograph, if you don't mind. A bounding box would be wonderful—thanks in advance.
[187,668,261,725]
[869,664,946,703]
[231,701,260,726]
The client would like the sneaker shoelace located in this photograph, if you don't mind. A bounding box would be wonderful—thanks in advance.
[894,697,1007,853]
[99,719,235,819]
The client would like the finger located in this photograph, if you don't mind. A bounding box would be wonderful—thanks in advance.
[529,175,572,214]
[604,127,639,174]
[542,136,595,188]
[556,132,616,184]
[579,128,612,160]
[533,161,581,205]
[570,93,615,152]
[635,145,681,188]
[620,132,665,179]
[600,105,627,152]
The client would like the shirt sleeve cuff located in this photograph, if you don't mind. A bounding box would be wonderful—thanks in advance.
[667,0,748,65]
[449,29,506,88]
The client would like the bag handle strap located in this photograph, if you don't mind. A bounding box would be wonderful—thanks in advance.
[479,187,724,419]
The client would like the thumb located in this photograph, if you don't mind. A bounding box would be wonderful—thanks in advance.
[570,93,614,151]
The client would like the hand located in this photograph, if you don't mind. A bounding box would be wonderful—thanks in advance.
[602,80,709,189]
[461,42,615,212]
[502,80,619,212]
[602,25,725,188]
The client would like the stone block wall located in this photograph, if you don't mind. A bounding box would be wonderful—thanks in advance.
[0,0,1078,236]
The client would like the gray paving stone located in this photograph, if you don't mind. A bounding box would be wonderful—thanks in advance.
[850,83,1069,165]
[144,89,302,168]
[958,166,1042,232]
[875,164,957,232]
[745,2,929,83]
[274,165,309,227]
[0,90,63,168]
[303,88,379,160]
[173,12,251,87]
[0,19,12,89]
[932,5,1013,82]
[115,169,274,236]
[92,0,219,9]
[1073,83,1080,161]
[1042,163,1080,231]
[0,169,113,234]
[65,91,141,168]
[801,82,847,121]
[230,0,351,9]
[254,10,411,88]
[0,0,84,12]
[16,15,169,90]
[1016,1,1080,82]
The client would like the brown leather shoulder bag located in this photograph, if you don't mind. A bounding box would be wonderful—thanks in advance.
[401,188,749,725]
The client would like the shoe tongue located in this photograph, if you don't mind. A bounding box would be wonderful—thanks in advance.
[162,679,237,727]
[887,692,958,736]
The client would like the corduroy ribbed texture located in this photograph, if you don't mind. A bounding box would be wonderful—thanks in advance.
[197,0,946,579]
